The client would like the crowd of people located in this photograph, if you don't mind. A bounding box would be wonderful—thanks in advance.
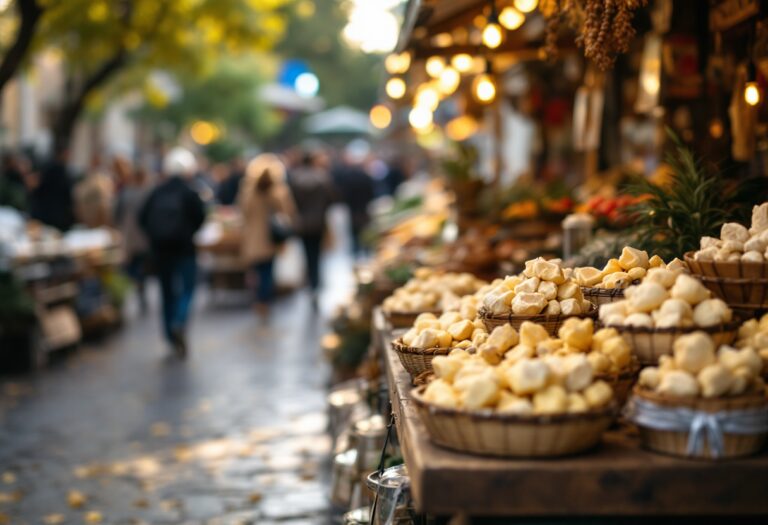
[0,143,408,357]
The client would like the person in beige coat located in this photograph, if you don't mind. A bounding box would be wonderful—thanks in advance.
[238,154,297,314]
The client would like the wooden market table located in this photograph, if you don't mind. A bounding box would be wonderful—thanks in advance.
[373,308,768,519]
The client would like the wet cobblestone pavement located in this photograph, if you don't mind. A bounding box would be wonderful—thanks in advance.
[0,289,337,525]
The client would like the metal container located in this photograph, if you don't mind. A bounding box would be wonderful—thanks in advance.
[366,465,415,525]
[331,449,359,508]
[352,414,389,473]
[562,213,595,259]
[328,379,371,445]
[343,507,371,525]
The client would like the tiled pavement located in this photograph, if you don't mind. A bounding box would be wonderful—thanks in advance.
[0,219,357,525]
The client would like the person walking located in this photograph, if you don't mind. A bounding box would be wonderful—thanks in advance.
[114,159,150,313]
[287,149,335,308]
[238,154,296,317]
[74,153,114,228]
[139,148,205,356]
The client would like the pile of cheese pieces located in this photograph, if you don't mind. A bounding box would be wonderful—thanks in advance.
[693,203,768,263]
[382,269,487,314]
[599,271,732,328]
[422,321,615,414]
[441,281,500,322]
[734,313,768,371]
[638,332,764,398]
[402,312,489,350]
[574,246,684,290]
[481,258,592,317]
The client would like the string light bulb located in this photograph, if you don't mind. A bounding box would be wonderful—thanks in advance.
[385,77,406,99]
[482,2,503,49]
[415,83,441,111]
[472,59,496,103]
[384,52,410,74]
[514,0,538,13]
[499,7,525,30]
[745,61,761,106]
[451,53,473,73]
[425,56,446,78]
[437,66,460,95]
[409,105,433,130]
[370,104,392,129]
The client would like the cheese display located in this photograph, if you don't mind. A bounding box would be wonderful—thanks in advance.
[692,203,768,262]
[382,268,487,314]
[574,247,683,290]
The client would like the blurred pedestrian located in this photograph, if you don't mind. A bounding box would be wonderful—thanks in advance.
[238,154,296,317]
[287,149,335,308]
[216,157,246,205]
[29,149,74,232]
[114,160,150,313]
[74,153,114,228]
[139,147,205,357]
[0,152,30,211]
[333,142,374,257]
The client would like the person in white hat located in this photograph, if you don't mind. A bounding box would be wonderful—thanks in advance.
[139,147,205,357]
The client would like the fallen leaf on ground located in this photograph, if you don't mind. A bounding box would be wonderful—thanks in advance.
[84,510,103,523]
[159,499,181,511]
[1,472,15,484]
[0,490,22,503]
[248,492,262,503]
[42,513,65,524]
[0,512,9,524]
[133,498,149,508]
[67,489,87,509]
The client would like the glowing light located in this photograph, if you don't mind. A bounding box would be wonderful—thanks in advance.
[432,32,453,47]
[745,81,761,106]
[445,115,479,141]
[296,0,315,18]
[415,83,440,111]
[190,121,221,145]
[385,52,411,74]
[369,104,392,129]
[473,74,496,103]
[409,106,433,130]
[295,72,319,98]
[342,3,399,53]
[514,0,538,13]
[708,118,724,139]
[438,67,460,95]
[385,77,406,99]
[451,53,473,73]
[425,56,446,78]
[482,21,503,49]
[499,7,525,30]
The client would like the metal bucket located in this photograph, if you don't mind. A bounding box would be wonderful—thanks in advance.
[331,449,359,508]
[352,414,389,473]
[343,507,371,525]
[366,465,415,525]
[328,379,371,445]
[562,214,595,259]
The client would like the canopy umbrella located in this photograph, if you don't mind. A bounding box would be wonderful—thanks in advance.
[303,106,372,135]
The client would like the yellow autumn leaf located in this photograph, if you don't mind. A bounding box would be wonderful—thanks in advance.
[67,489,87,509]
[84,510,103,524]
[1,472,15,484]
[42,514,66,525]
[248,491,262,503]
[150,421,172,437]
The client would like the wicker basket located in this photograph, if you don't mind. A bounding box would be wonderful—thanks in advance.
[581,286,627,306]
[479,303,598,336]
[628,386,768,460]
[383,309,442,329]
[596,358,641,407]
[606,321,740,366]
[391,339,451,379]
[684,251,768,309]
[410,386,615,457]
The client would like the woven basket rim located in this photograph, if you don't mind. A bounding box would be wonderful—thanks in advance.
[411,385,617,423]
[479,301,598,322]
[391,338,453,356]
[632,385,768,411]
[581,286,630,297]
[605,319,741,335]
[382,308,443,317]
[595,357,641,381]
[684,251,768,268]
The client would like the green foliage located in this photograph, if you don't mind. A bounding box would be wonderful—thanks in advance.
[625,130,730,260]
[0,271,35,324]
[441,142,479,184]
[101,268,132,308]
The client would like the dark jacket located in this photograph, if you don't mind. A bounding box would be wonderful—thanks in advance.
[287,166,335,236]
[139,177,205,258]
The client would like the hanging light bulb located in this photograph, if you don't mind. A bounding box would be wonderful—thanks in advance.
[415,83,441,111]
[473,58,496,103]
[451,53,473,73]
[482,20,503,49]
[745,82,760,106]
[398,52,411,73]
[425,56,446,78]
[438,66,460,95]
[708,118,724,138]
[385,77,406,99]
[384,52,411,75]
[409,105,433,130]
[499,7,525,30]
[514,0,538,13]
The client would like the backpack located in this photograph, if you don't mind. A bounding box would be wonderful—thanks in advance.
[144,186,189,246]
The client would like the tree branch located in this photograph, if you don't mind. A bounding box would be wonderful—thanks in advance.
[0,0,44,93]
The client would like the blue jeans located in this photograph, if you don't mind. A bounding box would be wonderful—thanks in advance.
[253,258,275,304]
[156,255,197,341]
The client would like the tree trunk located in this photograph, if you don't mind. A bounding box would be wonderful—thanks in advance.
[0,0,44,94]
[52,51,128,156]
